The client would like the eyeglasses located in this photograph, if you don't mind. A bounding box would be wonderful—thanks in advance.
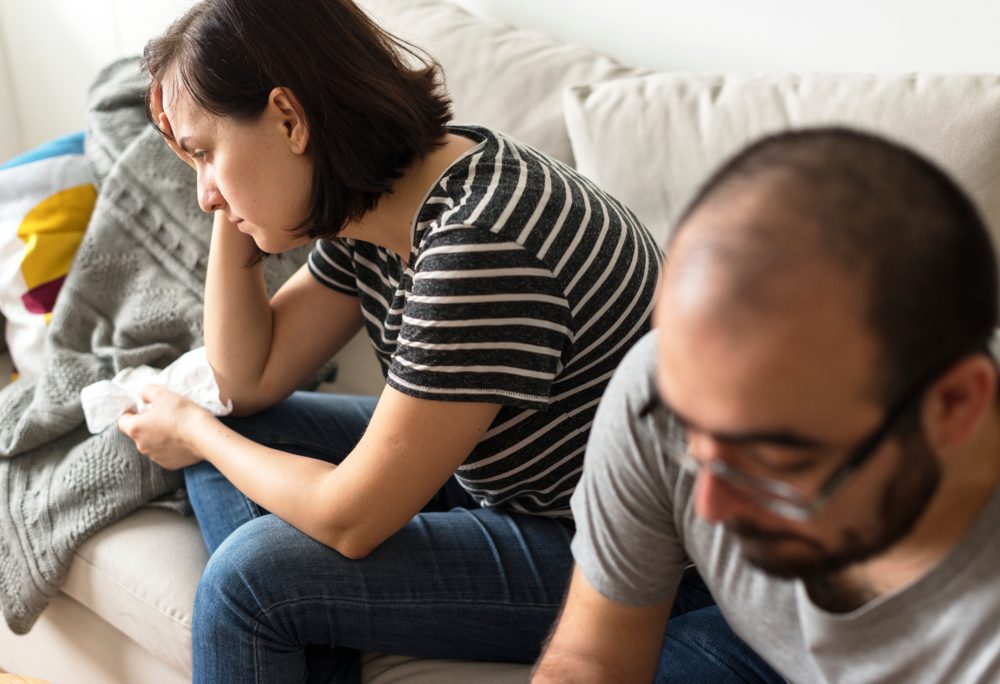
[640,359,963,521]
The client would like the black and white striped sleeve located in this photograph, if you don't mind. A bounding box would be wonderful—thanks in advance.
[307,238,359,297]
[388,225,571,408]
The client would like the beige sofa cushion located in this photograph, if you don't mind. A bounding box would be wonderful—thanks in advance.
[563,73,1000,249]
[61,508,205,676]
[357,0,644,166]
[0,590,188,684]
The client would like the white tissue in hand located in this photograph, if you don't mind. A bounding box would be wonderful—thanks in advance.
[81,347,233,433]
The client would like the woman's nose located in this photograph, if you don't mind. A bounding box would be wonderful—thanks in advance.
[197,175,225,214]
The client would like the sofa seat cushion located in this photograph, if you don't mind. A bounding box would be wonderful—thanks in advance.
[60,507,205,676]
[0,590,188,684]
[564,73,1000,250]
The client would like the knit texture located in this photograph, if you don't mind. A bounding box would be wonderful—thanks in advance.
[0,58,316,634]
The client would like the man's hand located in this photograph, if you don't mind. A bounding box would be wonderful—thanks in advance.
[117,384,212,470]
[533,566,672,683]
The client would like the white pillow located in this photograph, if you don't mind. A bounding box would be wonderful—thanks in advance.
[564,73,1000,248]
[357,0,644,166]
[0,132,95,381]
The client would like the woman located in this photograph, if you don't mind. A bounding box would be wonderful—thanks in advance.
[117,0,660,681]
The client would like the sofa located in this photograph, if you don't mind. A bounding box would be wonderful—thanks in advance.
[2,1,1000,682]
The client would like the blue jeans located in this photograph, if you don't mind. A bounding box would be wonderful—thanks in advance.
[184,392,783,683]
[660,570,784,683]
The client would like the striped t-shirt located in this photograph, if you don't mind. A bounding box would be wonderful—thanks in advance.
[308,125,661,517]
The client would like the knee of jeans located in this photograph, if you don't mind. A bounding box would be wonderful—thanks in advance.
[194,517,294,624]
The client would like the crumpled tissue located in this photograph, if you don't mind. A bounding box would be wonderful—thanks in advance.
[81,346,233,433]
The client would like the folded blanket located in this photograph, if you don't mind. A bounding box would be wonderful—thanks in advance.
[0,58,315,633]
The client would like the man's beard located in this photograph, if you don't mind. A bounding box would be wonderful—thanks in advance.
[729,428,942,580]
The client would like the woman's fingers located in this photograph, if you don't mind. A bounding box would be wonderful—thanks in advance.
[159,113,194,168]
[151,82,195,169]
[159,112,181,150]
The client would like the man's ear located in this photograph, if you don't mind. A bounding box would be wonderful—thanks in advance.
[268,86,310,154]
[923,353,997,452]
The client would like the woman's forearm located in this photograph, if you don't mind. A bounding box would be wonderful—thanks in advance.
[187,412,362,554]
[203,212,273,407]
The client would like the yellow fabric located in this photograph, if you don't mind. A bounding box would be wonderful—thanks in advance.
[16,184,95,289]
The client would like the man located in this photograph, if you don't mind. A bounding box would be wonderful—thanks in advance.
[534,128,1000,682]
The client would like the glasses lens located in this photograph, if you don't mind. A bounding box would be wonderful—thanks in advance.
[662,418,813,514]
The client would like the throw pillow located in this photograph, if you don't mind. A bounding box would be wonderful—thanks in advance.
[563,73,1000,250]
[356,0,645,166]
[0,131,96,380]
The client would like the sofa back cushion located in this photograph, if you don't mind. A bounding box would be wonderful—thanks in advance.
[357,0,644,166]
[564,73,1000,255]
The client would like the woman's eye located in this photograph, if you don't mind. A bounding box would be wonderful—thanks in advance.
[191,150,207,160]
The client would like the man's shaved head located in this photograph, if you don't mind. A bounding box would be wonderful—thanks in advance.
[665,127,998,402]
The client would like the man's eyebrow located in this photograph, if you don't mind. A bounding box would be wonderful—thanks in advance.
[643,392,824,449]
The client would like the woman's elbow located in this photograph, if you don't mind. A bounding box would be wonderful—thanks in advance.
[222,381,288,417]
[336,541,375,561]
[317,524,383,560]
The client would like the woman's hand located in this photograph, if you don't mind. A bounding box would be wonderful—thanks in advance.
[117,384,212,470]
[150,82,195,170]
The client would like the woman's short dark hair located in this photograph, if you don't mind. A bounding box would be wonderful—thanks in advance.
[141,0,452,242]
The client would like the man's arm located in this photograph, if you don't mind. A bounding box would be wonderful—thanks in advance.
[533,566,673,683]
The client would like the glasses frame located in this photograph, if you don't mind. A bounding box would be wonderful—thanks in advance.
[641,351,983,521]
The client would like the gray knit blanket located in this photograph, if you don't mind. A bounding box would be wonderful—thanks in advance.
[0,58,315,634]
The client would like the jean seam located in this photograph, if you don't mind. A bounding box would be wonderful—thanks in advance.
[253,594,563,618]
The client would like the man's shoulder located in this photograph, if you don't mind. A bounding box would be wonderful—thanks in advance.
[606,329,658,399]
[583,328,661,472]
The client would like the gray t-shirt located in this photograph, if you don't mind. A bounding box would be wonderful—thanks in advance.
[571,330,1000,683]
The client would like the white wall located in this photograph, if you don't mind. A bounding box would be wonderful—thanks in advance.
[0,0,193,156]
[453,0,1000,74]
[2,0,999,157]
[0,10,21,161]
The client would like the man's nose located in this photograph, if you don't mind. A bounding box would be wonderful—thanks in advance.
[688,437,752,524]
[692,468,746,524]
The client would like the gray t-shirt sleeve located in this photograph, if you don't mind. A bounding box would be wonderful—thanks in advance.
[570,330,691,607]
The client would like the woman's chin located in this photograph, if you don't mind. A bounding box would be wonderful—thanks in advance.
[252,237,299,257]
[242,223,309,255]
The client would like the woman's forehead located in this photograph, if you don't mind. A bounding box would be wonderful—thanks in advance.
[159,69,198,114]
[161,75,210,131]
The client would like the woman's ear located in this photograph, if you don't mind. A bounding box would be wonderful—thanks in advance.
[268,86,310,154]
[923,353,997,453]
